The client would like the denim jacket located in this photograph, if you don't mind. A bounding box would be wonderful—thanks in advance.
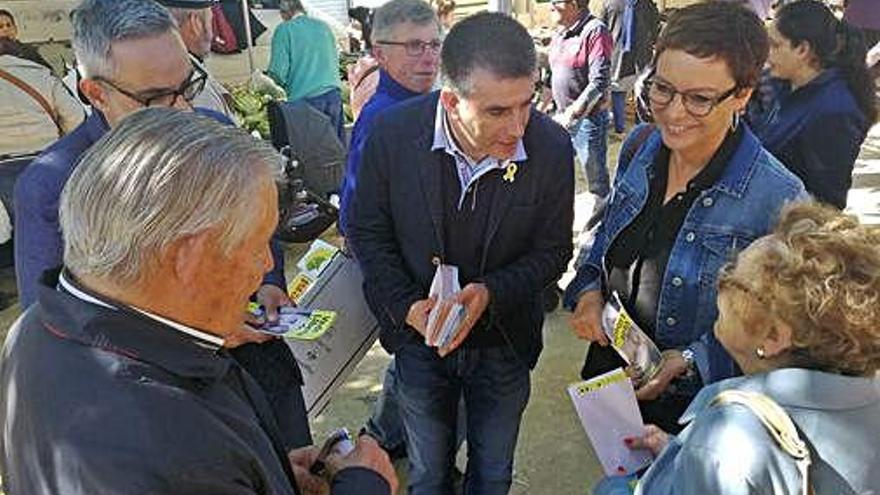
[564,124,805,384]
[635,369,880,495]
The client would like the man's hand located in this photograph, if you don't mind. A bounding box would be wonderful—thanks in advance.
[257,284,293,322]
[406,296,437,337]
[325,435,398,494]
[624,424,670,457]
[224,284,292,348]
[438,283,490,357]
[569,290,608,345]
[634,350,688,401]
[288,446,330,495]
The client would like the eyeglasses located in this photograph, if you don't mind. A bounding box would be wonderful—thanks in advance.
[375,39,442,57]
[94,64,207,108]
[647,78,739,118]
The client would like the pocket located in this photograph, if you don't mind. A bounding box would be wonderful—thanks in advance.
[698,232,755,289]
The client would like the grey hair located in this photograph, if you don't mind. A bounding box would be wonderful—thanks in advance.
[166,6,211,31]
[279,0,306,15]
[372,0,440,42]
[71,0,178,78]
[60,108,283,284]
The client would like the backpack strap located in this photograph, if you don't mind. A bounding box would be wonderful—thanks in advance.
[0,67,63,136]
[711,390,814,495]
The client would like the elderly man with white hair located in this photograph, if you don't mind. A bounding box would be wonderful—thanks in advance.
[0,108,397,495]
[13,0,311,451]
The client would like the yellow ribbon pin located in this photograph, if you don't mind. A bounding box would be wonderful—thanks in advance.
[503,162,518,183]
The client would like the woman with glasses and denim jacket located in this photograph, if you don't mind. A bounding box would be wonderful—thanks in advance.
[749,0,877,210]
[563,1,806,433]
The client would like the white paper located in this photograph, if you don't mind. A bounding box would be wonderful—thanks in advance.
[567,368,653,476]
[425,264,465,348]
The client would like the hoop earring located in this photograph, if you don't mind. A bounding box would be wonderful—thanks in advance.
[755,346,766,359]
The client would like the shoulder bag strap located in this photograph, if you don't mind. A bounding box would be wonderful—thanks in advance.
[712,389,815,495]
[0,67,63,136]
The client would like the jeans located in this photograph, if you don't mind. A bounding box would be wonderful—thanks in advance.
[366,358,467,456]
[570,111,610,199]
[611,91,627,133]
[396,342,530,495]
[303,87,345,145]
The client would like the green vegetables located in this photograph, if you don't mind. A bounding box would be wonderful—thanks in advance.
[231,86,275,139]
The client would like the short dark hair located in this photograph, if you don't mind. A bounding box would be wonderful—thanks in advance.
[655,1,768,89]
[440,12,535,95]
[0,9,15,24]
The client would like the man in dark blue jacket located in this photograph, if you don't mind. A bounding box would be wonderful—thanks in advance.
[13,0,308,449]
[347,13,575,494]
[0,108,396,495]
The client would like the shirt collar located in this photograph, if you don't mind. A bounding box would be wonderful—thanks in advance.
[377,69,422,101]
[680,368,880,425]
[430,100,528,164]
[58,271,225,349]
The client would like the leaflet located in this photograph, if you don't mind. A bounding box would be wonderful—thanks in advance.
[601,292,664,385]
[424,264,465,348]
[567,368,654,476]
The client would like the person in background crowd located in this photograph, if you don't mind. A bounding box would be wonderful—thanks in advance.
[565,1,805,434]
[347,13,574,494]
[0,108,397,495]
[0,9,51,70]
[751,0,876,209]
[434,0,456,31]
[843,0,880,47]
[600,0,660,134]
[268,0,344,143]
[13,0,310,451]
[613,202,880,494]
[549,0,612,209]
[341,0,443,461]
[158,0,237,120]
[0,38,85,155]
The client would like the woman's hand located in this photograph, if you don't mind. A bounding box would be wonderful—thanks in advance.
[634,350,688,401]
[569,290,609,345]
[625,424,670,457]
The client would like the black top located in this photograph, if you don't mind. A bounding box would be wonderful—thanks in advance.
[606,125,743,337]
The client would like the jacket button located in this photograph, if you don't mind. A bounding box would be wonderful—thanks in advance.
[702,197,714,207]
[666,317,677,326]
[685,232,696,242]
[672,276,683,287]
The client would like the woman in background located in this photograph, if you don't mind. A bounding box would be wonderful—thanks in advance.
[751,0,877,209]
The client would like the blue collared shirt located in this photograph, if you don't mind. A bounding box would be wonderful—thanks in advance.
[430,102,528,209]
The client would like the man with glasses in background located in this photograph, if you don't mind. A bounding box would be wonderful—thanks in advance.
[13,0,311,451]
[338,0,443,463]
[548,0,612,210]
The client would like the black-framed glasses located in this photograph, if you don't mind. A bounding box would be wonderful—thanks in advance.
[94,64,207,108]
[647,78,739,117]
[375,39,442,57]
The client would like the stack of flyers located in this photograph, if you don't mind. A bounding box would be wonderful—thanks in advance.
[424,264,466,348]
[249,304,338,340]
[600,292,664,385]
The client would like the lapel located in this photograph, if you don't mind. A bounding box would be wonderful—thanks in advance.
[480,157,525,270]
[415,95,446,260]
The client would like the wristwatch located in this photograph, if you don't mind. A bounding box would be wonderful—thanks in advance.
[681,347,696,376]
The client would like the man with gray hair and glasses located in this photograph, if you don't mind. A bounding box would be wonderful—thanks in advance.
[0,108,397,495]
[13,0,311,451]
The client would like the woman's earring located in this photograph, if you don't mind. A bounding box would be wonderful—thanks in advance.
[731,111,741,132]
[755,346,766,359]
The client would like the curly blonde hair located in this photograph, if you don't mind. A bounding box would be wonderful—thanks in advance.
[718,202,880,376]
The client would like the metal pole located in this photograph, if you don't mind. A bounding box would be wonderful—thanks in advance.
[240,0,256,74]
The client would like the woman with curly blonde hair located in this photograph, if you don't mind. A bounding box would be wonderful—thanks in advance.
[613,201,880,494]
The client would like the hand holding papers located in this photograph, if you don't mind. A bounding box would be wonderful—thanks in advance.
[425,264,466,349]
[601,293,664,387]
[567,368,654,476]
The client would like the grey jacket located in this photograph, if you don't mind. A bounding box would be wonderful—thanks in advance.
[637,368,880,495]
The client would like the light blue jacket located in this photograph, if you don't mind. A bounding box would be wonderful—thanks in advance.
[564,124,805,385]
[636,368,880,495]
